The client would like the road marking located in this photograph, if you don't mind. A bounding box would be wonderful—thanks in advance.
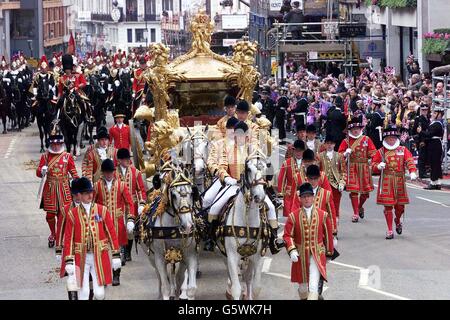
[264,271,291,280]
[361,286,410,300]
[261,257,272,273]
[330,260,363,271]
[4,137,17,159]
[416,196,450,208]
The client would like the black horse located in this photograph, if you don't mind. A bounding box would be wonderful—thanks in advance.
[111,71,133,124]
[33,74,57,152]
[0,80,11,134]
[85,73,107,132]
[58,84,83,157]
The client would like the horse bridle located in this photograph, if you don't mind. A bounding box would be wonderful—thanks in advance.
[243,152,268,194]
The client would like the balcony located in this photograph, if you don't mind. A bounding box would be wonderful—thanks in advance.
[125,12,138,22]
[145,14,160,22]
[91,13,114,22]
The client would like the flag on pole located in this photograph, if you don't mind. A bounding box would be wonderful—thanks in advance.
[67,32,75,55]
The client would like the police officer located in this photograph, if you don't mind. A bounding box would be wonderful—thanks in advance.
[412,104,430,179]
[276,86,289,145]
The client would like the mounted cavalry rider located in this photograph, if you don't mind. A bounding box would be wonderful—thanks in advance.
[205,112,283,254]
[31,55,57,102]
[57,54,88,106]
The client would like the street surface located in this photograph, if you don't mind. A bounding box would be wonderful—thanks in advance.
[1,121,450,300]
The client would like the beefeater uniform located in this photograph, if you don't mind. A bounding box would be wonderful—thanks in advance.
[37,151,79,244]
[93,177,135,246]
[63,203,120,295]
[109,123,132,150]
[338,118,376,222]
[82,143,118,184]
[283,205,334,299]
[318,149,346,222]
[116,165,147,216]
[372,127,417,238]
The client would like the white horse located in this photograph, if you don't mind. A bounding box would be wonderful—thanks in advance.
[140,165,198,300]
[179,126,210,194]
[223,150,269,300]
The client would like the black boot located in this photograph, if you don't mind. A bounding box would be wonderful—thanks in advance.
[318,278,325,300]
[112,268,121,286]
[204,220,218,252]
[125,240,133,262]
[88,274,94,300]
[68,291,78,300]
[120,246,126,266]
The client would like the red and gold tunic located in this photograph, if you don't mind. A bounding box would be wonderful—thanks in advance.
[278,157,306,217]
[58,72,87,97]
[338,135,376,193]
[372,146,416,206]
[81,144,117,184]
[132,68,146,93]
[109,124,131,150]
[36,152,79,214]
[93,177,135,246]
[63,204,120,286]
[283,206,334,283]
[116,165,147,215]
[318,151,347,190]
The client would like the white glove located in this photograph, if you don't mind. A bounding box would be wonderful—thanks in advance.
[224,177,237,186]
[3,78,11,83]
[108,83,112,91]
[33,88,38,95]
[114,80,120,87]
[410,172,417,181]
[377,162,386,170]
[101,73,107,78]
[333,236,338,248]
[41,165,48,176]
[338,183,345,192]
[49,85,53,90]
[138,205,145,215]
[344,148,352,157]
[56,254,62,264]
[18,78,23,83]
[65,264,75,276]
[127,221,135,234]
[132,93,135,98]
[289,250,299,263]
[112,258,121,271]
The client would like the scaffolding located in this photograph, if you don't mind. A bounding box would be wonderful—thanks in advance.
[431,68,450,174]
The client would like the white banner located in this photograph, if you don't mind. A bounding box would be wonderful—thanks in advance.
[222,14,248,30]
[223,39,239,46]
[269,0,283,11]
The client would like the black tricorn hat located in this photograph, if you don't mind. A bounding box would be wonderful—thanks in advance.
[234,121,249,133]
[62,54,73,71]
[48,122,64,144]
[306,124,316,133]
[117,148,131,160]
[236,100,250,112]
[226,116,239,129]
[348,116,364,129]
[306,164,321,179]
[293,139,306,150]
[94,126,109,140]
[101,159,115,172]
[302,149,315,161]
[224,95,236,107]
[70,178,81,194]
[324,134,336,143]
[383,125,400,139]
[77,177,93,193]
[296,123,306,132]
[298,182,314,197]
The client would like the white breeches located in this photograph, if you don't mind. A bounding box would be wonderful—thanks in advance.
[202,179,223,209]
[78,253,105,300]
[298,255,321,294]
[205,180,277,222]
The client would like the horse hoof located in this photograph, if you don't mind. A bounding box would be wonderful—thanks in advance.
[80,144,85,149]
[169,296,175,300]
[40,148,45,153]
[225,291,233,300]
[196,270,202,278]
[179,298,188,301]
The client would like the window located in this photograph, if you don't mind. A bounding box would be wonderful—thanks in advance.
[127,29,133,43]
[150,28,156,43]
[162,0,173,11]
[135,29,146,43]
[145,0,156,14]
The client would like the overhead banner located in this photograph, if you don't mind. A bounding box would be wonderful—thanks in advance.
[269,0,283,12]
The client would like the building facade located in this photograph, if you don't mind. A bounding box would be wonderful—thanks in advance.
[74,0,162,54]
[0,0,73,62]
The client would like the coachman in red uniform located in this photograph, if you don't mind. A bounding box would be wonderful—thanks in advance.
[372,126,417,239]
[116,148,147,261]
[93,159,135,286]
[109,111,132,150]
[37,126,79,248]
[283,183,335,300]
[58,54,87,100]
[338,116,377,223]
[63,177,122,300]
